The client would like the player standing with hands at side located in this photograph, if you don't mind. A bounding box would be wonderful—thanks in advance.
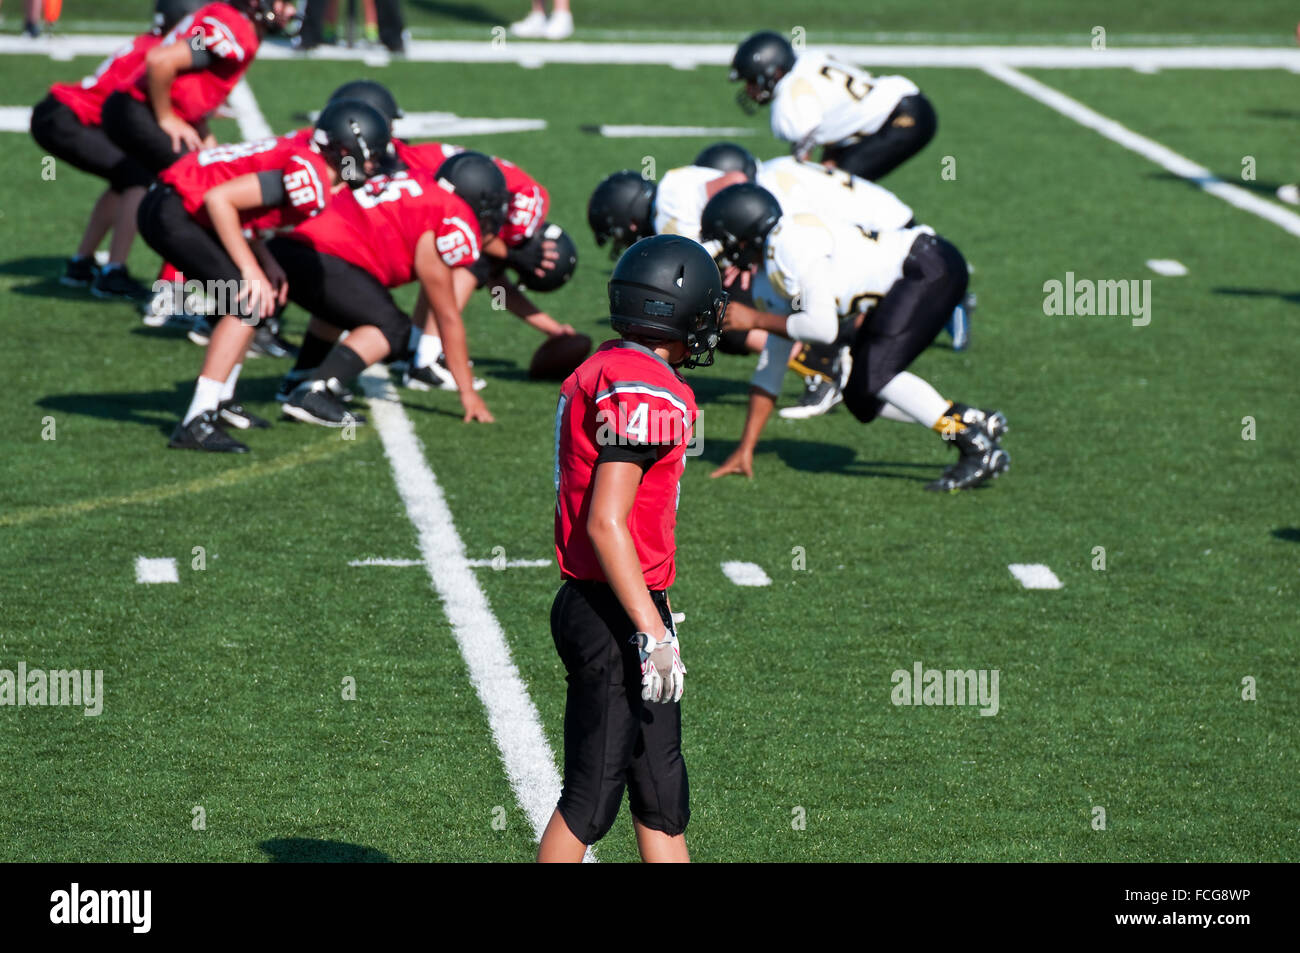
[539,235,726,863]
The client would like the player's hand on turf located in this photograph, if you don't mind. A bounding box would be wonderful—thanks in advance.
[710,447,754,479]
[723,265,752,292]
[631,630,685,704]
[461,391,495,424]
[160,115,203,154]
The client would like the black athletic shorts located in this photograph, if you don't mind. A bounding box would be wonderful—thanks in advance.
[841,232,969,423]
[821,93,938,181]
[550,579,689,845]
[101,90,187,176]
[137,183,251,318]
[29,94,152,192]
[265,238,411,342]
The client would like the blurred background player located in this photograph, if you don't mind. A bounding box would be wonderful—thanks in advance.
[730,29,935,182]
[3,0,42,38]
[540,234,724,864]
[157,100,387,452]
[510,0,572,40]
[702,183,1008,492]
[29,0,205,291]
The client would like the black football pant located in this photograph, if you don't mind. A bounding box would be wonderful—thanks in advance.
[29,95,152,192]
[137,184,252,318]
[101,91,188,176]
[822,93,937,181]
[841,233,968,423]
[550,580,689,845]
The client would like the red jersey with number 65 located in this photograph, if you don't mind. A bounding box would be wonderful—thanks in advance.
[49,33,160,126]
[128,3,261,124]
[288,169,481,288]
[396,141,548,248]
[554,340,698,591]
[160,131,333,233]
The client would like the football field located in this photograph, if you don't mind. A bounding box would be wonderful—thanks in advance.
[0,1,1297,863]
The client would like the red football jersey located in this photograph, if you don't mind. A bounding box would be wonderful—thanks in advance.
[554,341,698,591]
[160,131,333,233]
[396,141,548,247]
[288,169,482,287]
[50,33,160,126]
[128,3,261,124]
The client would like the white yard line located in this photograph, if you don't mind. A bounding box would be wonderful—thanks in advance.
[984,64,1300,240]
[1146,259,1188,276]
[586,124,756,138]
[349,557,552,568]
[721,561,772,587]
[227,79,273,140]
[134,557,178,584]
[358,368,585,858]
[5,35,1300,69]
[1007,563,1063,590]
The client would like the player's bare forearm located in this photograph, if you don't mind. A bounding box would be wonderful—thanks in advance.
[145,44,189,121]
[588,462,667,639]
[739,387,776,452]
[726,300,790,337]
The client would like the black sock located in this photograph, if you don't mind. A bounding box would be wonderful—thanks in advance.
[312,344,367,384]
[293,330,335,374]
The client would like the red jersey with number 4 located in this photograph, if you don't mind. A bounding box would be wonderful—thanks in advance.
[396,141,548,248]
[554,341,698,591]
[160,131,333,232]
[49,33,160,126]
[128,3,261,124]
[288,169,482,287]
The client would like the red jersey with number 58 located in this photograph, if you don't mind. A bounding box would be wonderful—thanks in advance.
[396,141,548,248]
[160,132,332,233]
[554,341,698,590]
[128,3,261,124]
[50,33,160,126]
[288,169,482,287]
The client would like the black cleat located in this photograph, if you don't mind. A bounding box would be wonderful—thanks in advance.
[90,267,151,301]
[218,400,270,430]
[927,424,1009,492]
[60,257,97,288]
[168,410,249,453]
[281,378,365,427]
[956,406,1008,443]
[249,323,298,359]
[398,354,486,392]
[276,371,352,403]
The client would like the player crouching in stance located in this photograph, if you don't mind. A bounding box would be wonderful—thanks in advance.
[160,100,388,452]
[539,235,725,863]
[702,184,1008,492]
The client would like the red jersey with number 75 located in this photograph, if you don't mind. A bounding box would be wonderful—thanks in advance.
[127,3,261,124]
[554,340,698,590]
[288,169,482,287]
[160,131,332,232]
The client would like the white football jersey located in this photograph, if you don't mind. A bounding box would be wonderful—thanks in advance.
[757,211,929,344]
[756,156,914,234]
[770,51,919,155]
[652,165,726,242]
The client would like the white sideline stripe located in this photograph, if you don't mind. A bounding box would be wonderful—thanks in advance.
[984,64,1300,240]
[135,557,178,584]
[358,368,588,858]
[1146,258,1188,276]
[227,78,272,140]
[721,561,771,587]
[0,105,31,132]
[348,557,552,568]
[6,35,1300,70]
[590,124,756,138]
[1007,563,1063,590]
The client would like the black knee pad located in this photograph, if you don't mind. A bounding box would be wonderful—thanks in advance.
[718,328,752,356]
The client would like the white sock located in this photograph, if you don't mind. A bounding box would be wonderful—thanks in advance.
[221,363,242,402]
[875,371,949,428]
[415,332,443,370]
[183,376,225,426]
[878,402,919,425]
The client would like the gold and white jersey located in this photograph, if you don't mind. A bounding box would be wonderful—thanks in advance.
[770,51,918,155]
[652,164,727,242]
[756,156,914,234]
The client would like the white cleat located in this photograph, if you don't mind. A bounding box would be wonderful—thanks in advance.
[509,11,548,37]
[543,11,574,40]
[1276,184,1300,206]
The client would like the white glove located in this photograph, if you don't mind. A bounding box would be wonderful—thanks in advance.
[631,630,686,704]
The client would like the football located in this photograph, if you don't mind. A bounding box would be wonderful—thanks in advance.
[528,332,592,380]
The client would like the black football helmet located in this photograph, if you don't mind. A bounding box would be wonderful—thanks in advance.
[154,0,205,34]
[694,142,758,180]
[608,235,727,369]
[730,30,797,111]
[327,79,403,126]
[313,99,391,188]
[587,170,657,258]
[229,0,295,34]
[436,151,510,238]
[700,183,783,269]
[510,223,578,293]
